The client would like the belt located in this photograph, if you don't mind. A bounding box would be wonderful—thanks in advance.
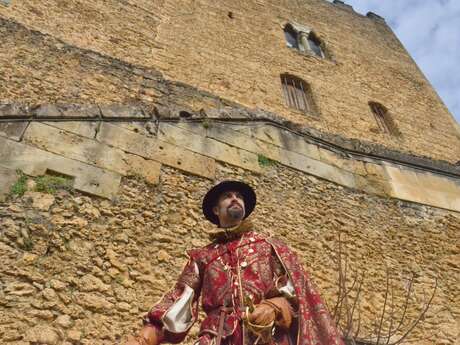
[216,306,234,345]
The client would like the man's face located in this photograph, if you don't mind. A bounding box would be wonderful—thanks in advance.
[212,190,246,225]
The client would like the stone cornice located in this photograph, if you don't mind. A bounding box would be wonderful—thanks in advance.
[1,103,459,179]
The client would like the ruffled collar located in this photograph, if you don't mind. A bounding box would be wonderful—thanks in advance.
[209,218,254,242]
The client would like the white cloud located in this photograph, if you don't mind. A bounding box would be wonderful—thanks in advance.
[329,0,460,124]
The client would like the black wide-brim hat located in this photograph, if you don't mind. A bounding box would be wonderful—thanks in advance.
[202,180,256,226]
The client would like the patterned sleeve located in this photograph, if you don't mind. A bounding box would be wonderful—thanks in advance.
[144,255,202,344]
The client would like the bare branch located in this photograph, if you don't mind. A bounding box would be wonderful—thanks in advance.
[345,272,364,339]
[389,273,414,336]
[388,277,438,345]
[376,266,390,345]
[385,276,396,345]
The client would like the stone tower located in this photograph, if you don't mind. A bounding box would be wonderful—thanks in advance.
[0,0,458,344]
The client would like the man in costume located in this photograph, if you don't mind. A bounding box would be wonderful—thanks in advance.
[126,180,344,345]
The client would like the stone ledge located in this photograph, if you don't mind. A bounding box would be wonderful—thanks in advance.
[2,102,459,178]
[0,136,121,199]
[158,123,261,173]
[97,123,216,179]
[22,122,161,185]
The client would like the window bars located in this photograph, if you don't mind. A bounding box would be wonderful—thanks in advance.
[281,74,316,114]
[369,102,399,135]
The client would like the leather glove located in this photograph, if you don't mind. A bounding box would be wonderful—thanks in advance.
[248,301,277,326]
[124,325,164,345]
[249,297,293,330]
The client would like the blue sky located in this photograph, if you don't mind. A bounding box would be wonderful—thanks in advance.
[331,0,460,124]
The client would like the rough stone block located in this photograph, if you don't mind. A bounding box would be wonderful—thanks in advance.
[158,123,261,173]
[97,123,215,179]
[0,136,121,199]
[0,122,29,141]
[23,122,160,184]
[0,103,30,118]
[173,121,208,137]
[318,147,366,175]
[115,121,157,137]
[278,150,358,189]
[0,165,18,202]
[32,104,100,118]
[44,121,99,139]
[99,105,149,119]
[384,165,460,212]
[206,122,270,154]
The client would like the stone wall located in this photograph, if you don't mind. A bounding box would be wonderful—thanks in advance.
[0,105,459,344]
[1,161,459,345]
[1,0,459,163]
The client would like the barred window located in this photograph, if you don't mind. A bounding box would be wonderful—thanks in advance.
[281,74,316,114]
[369,102,400,136]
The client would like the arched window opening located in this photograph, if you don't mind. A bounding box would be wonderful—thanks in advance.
[369,102,400,136]
[284,24,299,50]
[281,74,317,114]
[305,32,324,58]
[283,23,325,58]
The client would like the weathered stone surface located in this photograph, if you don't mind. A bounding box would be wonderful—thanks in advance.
[55,314,73,329]
[0,103,29,117]
[100,104,148,119]
[74,292,113,311]
[0,162,458,345]
[32,104,100,118]
[0,121,29,140]
[24,191,55,211]
[0,136,121,199]
[0,165,17,201]
[23,122,160,184]
[25,326,60,345]
[385,165,460,212]
[158,123,261,173]
[97,122,216,179]
[44,121,99,138]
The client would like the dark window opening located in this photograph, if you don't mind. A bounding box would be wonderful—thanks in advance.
[369,102,400,136]
[283,24,299,49]
[306,32,324,58]
[281,74,317,114]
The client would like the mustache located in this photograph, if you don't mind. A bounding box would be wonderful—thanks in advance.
[228,201,242,208]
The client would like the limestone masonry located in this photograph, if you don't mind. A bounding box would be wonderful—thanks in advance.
[0,1,459,345]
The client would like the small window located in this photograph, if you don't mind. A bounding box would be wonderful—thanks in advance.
[283,23,325,58]
[281,74,317,114]
[284,25,299,49]
[369,102,400,136]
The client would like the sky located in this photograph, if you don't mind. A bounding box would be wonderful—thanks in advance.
[329,0,460,124]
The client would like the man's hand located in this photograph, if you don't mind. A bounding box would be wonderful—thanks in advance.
[248,302,277,326]
[248,297,293,330]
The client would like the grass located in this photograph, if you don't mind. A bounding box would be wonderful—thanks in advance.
[10,171,74,197]
[257,154,276,167]
[10,170,28,197]
[35,175,73,194]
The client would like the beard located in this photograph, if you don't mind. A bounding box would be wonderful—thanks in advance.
[227,205,244,220]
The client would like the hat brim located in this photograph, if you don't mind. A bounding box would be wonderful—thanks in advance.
[202,180,256,226]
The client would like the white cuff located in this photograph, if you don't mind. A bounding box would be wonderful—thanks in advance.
[162,284,195,333]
